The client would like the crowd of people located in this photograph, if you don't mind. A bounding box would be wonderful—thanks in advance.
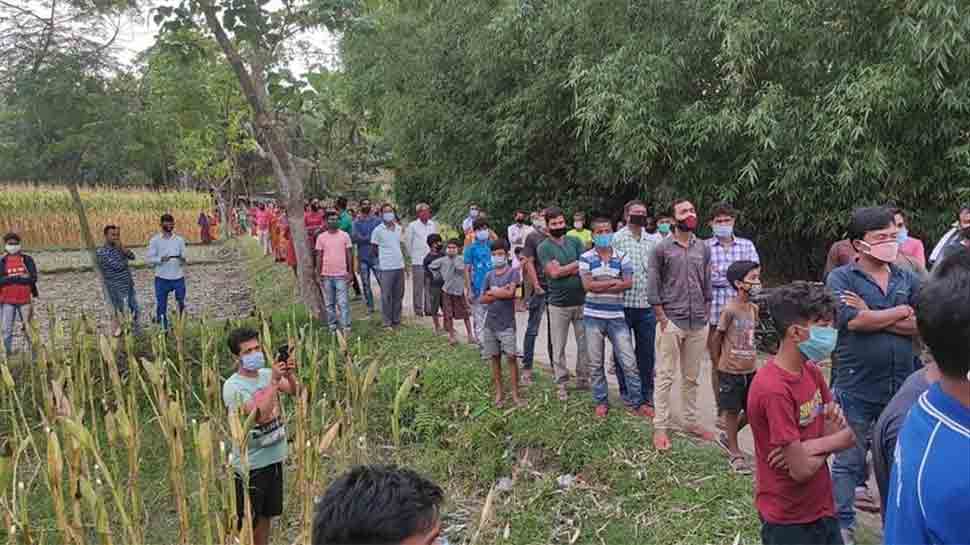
[1,195,968,545]
[224,198,968,545]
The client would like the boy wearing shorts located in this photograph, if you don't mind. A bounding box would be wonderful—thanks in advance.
[422,233,445,333]
[711,260,760,473]
[479,239,523,407]
[432,239,474,345]
[222,327,300,545]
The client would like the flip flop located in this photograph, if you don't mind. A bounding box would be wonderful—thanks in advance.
[653,432,672,452]
[729,455,752,475]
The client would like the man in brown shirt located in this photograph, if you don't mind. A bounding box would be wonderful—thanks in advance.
[646,199,713,451]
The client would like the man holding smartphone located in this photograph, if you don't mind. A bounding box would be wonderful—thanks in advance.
[145,213,187,329]
[223,327,300,545]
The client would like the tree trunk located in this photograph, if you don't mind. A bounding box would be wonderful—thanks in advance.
[67,180,112,308]
[200,1,323,320]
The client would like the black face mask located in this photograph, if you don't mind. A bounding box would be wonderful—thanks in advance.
[645,224,658,234]
[162,225,174,233]
[628,214,646,226]
[361,206,371,214]
[549,227,568,239]
[515,217,525,224]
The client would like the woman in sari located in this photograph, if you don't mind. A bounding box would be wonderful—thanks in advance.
[198,210,212,244]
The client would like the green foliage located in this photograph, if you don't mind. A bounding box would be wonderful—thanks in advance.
[342,0,970,278]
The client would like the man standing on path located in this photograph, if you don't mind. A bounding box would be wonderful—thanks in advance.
[464,217,493,345]
[567,211,592,249]
[0,233,38,356]
[405,203,438,317]
[97,225,139,336]
[352,199,382,314]
[706,202,760,425]
[145,214,187,330]
[371,204,406,329]
[520,211,549,385]
[647,199,714,451]
[580,217,651,419]
[611,200,659,415]
[223,327,299,545]
[462,203,480,235]
[335,196,362,299]
[825,206,921,545]
[255,203,272,255]
[508,210,533,257]
[537,207,589,401]
[316,210,354,334]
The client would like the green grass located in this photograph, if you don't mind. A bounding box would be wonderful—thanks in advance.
[8,237,804,545]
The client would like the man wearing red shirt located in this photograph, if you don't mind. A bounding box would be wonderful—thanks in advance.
[748,281,855,545]
[0,233,38,356]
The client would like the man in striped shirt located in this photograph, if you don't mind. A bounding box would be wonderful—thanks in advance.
[885,250,970,545]
[96,225,139,335]
[579,217,651,419]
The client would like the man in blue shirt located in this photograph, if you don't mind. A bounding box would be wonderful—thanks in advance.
[351,199,382,313]
[825,206,921,544]
[885,251,970,545]
[463,217,493,345]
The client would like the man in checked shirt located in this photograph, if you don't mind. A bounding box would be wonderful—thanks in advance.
[705,202,760,429]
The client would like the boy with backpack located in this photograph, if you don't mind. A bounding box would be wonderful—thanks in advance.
[422,234,445,334]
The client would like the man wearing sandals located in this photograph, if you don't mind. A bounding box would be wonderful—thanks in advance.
[647,199,714,451]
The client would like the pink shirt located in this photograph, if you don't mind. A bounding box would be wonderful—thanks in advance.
[899,237,926,267]
[315,230,352,277]
[255,210,270,229]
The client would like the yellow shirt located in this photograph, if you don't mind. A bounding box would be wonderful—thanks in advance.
[566,228,592,249]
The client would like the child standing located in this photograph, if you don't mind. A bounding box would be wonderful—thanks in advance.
[422,234,445,333]
[748,282,855,545]
[432,239,474,345]
[479,240,523,407]
[710,260,761,474]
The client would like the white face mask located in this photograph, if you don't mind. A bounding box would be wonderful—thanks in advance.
[5,244,20,254]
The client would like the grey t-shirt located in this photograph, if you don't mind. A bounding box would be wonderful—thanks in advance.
[430,255,465,296]
[872,368,930,521]
[483,267,520,331]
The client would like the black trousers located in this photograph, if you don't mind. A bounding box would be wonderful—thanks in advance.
[761,517,843,545]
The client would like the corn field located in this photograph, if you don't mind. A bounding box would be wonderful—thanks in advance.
[0,311,410,545]
[0,183,213,249]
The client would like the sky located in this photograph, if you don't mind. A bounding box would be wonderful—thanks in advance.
[113,2,340,74]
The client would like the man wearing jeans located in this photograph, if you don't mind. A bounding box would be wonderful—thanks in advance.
[352,199,382,313]
[0,233,38,356]
[825,206,921,545]
[405,203,438,317]
[371,204,406,328]
[96,225,140,336]
[580,218,651,418]
[316,210,354,333]
[611,200,659,415]
[647,199,713,451]
[520,212,548,385]
[145,214,187,329]
[537,207,589,401]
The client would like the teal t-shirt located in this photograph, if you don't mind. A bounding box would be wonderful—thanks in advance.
[536,236,586,307]
[222,368,288,472]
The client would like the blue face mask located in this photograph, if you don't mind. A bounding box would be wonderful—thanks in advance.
[798,325,838,362]
[491,255,507,268]
[713,225,734,239]
[897,228,908,244]
[240,351,265,371]
[475,229,490,242]
[593,233,613,248]
[382,212,395,223]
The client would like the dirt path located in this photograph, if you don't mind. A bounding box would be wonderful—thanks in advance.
[6,245,254,352]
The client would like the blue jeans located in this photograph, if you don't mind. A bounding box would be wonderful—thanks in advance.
[154,277,186,329]
[585,316,643,408]
[321,276,350,330]
[107,283,140,329]
[522,294,546,370]
[614,307,657,405]
[831,390,885,530]
[1,303,30,355]
[359,260,378,311]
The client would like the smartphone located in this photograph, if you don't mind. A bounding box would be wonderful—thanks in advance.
[276,344,290,363]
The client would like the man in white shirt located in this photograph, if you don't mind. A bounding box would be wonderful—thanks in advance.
[405,203,438,317]
[145,213,188,329]
[507,210,533,256]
